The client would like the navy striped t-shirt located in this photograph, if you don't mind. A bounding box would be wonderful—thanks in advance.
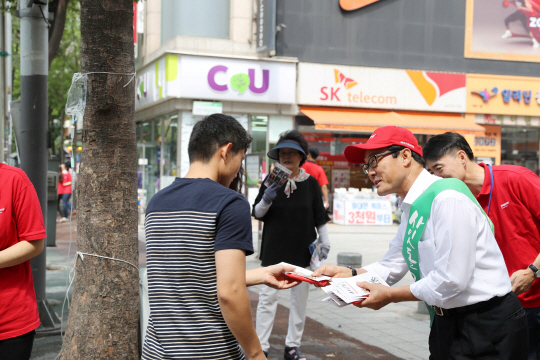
[141,178,254,360]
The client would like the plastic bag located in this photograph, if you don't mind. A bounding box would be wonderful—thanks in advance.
[65,73,88,117]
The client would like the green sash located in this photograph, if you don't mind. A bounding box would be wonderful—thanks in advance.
[402,178,494,325]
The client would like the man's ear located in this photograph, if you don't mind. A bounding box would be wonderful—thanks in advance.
[402,148,413,167]
[219,143,233,163]
[456,150,468,167]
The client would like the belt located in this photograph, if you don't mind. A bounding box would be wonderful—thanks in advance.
[431,293,509,317]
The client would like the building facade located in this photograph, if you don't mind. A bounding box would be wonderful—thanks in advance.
[135,0,540,210]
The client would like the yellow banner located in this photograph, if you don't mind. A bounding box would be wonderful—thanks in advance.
[467,74,540,116]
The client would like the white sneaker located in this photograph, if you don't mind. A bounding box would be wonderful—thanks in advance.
[502,29,512,39]
[533,38,539,48]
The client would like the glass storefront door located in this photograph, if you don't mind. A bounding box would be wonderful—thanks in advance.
[501,127,540,175]
[136,113,179,216]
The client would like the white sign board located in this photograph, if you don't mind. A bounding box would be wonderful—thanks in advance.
[298,63,466,113]
[192,101,223,116]
[333,199,393,226]
[178,55,296,104]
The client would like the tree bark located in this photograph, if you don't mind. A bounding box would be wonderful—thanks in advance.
[59,0,138,359]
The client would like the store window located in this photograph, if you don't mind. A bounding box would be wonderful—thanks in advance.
[136,113,179,216]
[501,127,540,175]
[161,0,230,43]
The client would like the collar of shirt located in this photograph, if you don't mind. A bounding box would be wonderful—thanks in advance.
[477,163,491,197]
[401,169,441,207]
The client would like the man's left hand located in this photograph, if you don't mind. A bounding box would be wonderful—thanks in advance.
[510,268,536,295]
[353,282,393,310]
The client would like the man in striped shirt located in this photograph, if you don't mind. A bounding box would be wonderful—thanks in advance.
[142,114,298,360]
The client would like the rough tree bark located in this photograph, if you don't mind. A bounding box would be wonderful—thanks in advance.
[59,0,139,359]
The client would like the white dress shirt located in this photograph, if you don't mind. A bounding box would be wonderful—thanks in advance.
[362,170,511,309]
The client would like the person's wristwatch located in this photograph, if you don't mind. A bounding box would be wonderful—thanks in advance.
[529,264,540,278]
[347,266,357,277]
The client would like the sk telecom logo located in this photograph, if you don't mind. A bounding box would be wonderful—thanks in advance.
[406,70,466,106]
[334,69,358,90]
[340,0,382,11]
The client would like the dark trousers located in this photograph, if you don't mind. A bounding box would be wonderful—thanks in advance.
[429,292,528,360]
[61,193,72,218]
[526,307,540,360]
[0,330,35,360]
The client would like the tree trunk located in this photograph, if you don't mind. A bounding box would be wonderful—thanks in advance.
[59,0,138,359]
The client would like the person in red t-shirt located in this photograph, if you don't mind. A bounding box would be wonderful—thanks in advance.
[58,163,73,222]
[424,132,540,360]
[0,163,47,360]
[301,148,330,209]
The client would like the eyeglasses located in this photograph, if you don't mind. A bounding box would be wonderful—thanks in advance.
[279,150,299,157]
[361,150,396,175]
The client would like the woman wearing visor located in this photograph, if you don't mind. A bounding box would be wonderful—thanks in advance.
[253,130,330,360]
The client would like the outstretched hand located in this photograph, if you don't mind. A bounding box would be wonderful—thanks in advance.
[246,264,301,290]
[311,265,352,279]
[353,282,393,310]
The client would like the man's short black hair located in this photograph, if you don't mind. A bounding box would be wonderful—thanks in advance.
[276,130,309,167]
[309,148,320,160]
[387,145,426,166]
[422,132,474,163]
[188,114,253,163]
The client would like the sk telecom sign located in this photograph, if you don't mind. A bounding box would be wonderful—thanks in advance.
[297,63,466,113]
[178,55,296,104]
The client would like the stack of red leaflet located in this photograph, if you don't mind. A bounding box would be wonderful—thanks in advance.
[280,262,332,286]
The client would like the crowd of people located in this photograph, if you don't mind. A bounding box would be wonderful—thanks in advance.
[1,113,539,360]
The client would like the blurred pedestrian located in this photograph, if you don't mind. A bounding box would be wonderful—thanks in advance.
[0,163,46,360]
[314,126,528,360]
[57,164,64,221]
[301,147,330,209]
[59,163,73,221]
[424,132,540,360]
[142,114,299,360]
[253,130,330,360]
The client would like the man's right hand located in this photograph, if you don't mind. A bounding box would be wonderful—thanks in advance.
[262,183,281,204]
[311,265,355,279]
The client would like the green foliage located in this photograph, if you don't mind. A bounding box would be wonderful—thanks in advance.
[12,0,81,155]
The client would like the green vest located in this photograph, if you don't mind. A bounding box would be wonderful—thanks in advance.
[402,178,494,325]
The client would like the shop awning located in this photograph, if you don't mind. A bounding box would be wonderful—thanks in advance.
[300,107,486,136]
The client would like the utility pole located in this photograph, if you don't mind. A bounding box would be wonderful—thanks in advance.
[17,0,60,334]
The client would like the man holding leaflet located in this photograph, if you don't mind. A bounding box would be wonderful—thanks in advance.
[313,126,527,360]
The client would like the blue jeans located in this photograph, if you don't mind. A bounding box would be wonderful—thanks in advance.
[526,307,540,360]
[61,194,73,218]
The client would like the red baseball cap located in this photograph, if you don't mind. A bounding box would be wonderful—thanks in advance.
[344,126,423,164]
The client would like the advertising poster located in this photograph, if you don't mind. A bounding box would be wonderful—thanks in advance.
[333,200,393,226]
[465,0,540,62]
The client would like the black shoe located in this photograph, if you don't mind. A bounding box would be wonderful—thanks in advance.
[263,350,268,358]
[284,346,306,360]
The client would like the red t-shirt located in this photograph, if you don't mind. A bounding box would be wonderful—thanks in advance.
[0,164,46,340]
[301,161,329,187]
[477,163,540,308]
[58,170,72,195]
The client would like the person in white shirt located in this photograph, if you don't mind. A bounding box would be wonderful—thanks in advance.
[313,126,528,360]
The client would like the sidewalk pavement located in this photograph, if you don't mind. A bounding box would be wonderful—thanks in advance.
[32,217,431,360]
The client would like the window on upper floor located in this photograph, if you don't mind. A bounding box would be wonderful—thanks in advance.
[161,0,230,43]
